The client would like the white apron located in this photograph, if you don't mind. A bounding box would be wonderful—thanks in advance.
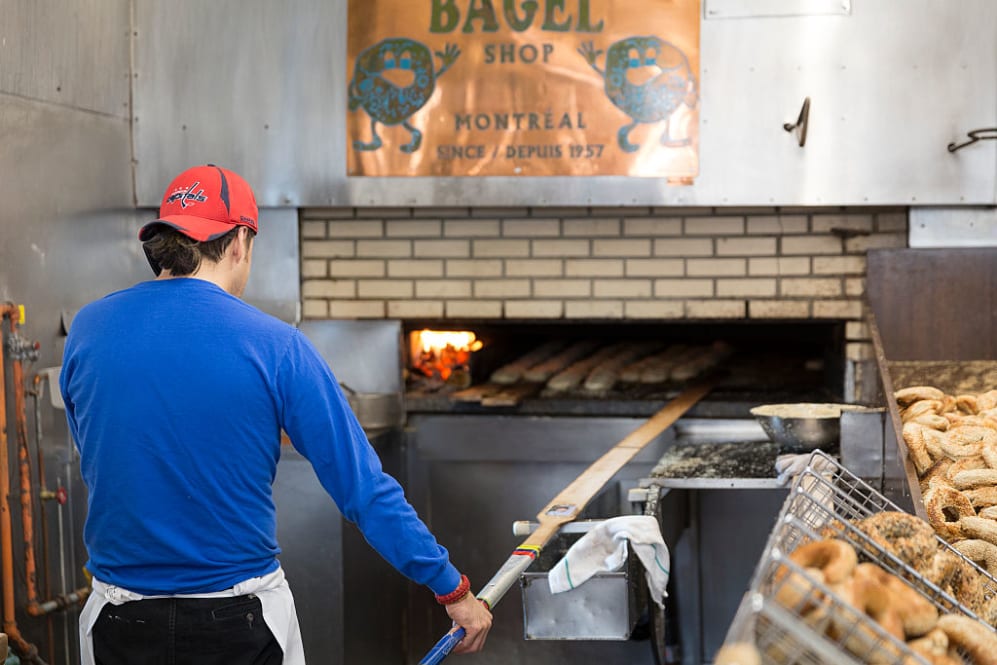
[79,566,304,665]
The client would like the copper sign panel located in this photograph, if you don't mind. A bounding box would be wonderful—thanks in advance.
[347,0,701,179]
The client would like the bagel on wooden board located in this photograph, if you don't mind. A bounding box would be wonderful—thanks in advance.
[963,486,997,509]
[914,413,951,431]
[896,386,946,406]
[924,485,975,541]
[903,400,944,423]
[922,427,947,462]
[952,469,997,491]
[979,390,997,412]
[921,458,955,493]
[946,456,987,481]
[982,443,997,470]
[952,539,997,577]
[939,433,985,460]
[958,515,997,547]
[956,394,981,415]
[949,425,997,448]
[904,421,935,474]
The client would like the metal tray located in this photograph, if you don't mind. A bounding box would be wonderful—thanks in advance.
[520,531,643,640]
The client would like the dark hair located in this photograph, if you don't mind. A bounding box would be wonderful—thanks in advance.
[141,227,253,276]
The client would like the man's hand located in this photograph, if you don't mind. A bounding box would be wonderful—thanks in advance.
[445,592,492,654]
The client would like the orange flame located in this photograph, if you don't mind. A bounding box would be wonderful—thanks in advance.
[409,330,483,382]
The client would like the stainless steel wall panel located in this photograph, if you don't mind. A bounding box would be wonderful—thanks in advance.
[909,207,997,248]
[696,490,787,661]
[0,0,131,117]
[299,320,404,393]
[704,0,851,19]
[244,208,301,323]
[133,0,996,207]
[0,96,133,224]
[132,0,347,207]
[274,446,345,665]
[0,95,135,362]
[696,0,995,207]
[839,409,886,487]
[341,428,408,665]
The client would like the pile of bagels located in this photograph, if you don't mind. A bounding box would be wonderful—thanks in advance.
[713,386,997,665]
[897,387,997,582]
[776,518,997,665]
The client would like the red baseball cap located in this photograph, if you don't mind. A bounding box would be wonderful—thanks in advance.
[139,164,259,242]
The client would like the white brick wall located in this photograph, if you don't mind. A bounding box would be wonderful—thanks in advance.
[298,209,908,342]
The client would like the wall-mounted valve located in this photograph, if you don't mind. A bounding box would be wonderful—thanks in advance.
[6,333,40,362]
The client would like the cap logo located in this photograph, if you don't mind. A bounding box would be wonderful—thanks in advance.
[166,181,209,209]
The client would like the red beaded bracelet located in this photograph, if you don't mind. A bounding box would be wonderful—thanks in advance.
[435,574,471,605]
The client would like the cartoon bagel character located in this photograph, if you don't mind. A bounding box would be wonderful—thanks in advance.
[349,37,460,154]
[579,36,698,153]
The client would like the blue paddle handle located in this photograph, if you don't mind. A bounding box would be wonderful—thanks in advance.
[418,553,537,664]
[419,627,466,665]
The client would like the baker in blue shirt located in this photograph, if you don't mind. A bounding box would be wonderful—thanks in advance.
[61,164,491,665]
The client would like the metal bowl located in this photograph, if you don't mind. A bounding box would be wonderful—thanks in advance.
[749,403,847,453]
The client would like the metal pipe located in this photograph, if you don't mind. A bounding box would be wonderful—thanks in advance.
[56,474,70,663]
[11,323,92,623]
[0,303,48,664]
[30,375,56,664]
[10,313,41,614]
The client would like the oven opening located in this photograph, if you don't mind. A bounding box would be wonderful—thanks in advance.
[403,321,845,416]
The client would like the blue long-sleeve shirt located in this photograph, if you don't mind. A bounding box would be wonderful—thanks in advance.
[60,278,460,596]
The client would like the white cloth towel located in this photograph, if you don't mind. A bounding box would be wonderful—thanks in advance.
[774,451,838,486]
[547,515,670,608]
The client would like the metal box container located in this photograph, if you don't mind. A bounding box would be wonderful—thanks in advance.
[520,531,644,640]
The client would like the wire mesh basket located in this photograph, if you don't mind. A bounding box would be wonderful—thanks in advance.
[723,592,862,665]
[720,450,997,664]
[751,513,930,665]
[768,450,997,623]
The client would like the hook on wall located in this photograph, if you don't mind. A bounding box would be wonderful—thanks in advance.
[783,97,811,147]
[947,128,997,153]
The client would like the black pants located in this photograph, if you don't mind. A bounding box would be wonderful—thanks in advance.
[93,594,283,665]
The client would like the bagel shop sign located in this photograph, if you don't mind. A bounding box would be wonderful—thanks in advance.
[347,0,700,179]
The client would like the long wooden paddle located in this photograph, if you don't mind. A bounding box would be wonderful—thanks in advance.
[418,378,716,664]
